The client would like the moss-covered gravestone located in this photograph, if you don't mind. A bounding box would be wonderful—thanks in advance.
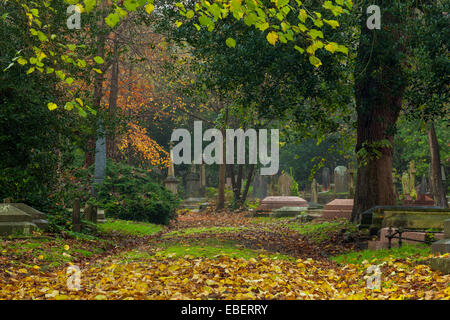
[0,204,39,236]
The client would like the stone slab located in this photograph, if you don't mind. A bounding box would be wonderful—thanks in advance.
[431,239,450,254]
[322,199,353,220]
[0,222,38,236]
[429,257,450,274]
[256,196,308,213]
[444,219,450,238]
[0,204,32,222]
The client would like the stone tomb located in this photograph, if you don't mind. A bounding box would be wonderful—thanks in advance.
[431,219,450,254]
[321,199,354,220]
[0,203,49,236]
[256,196,308,216]
[429,219,450,274]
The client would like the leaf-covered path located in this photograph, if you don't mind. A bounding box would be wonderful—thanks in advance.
[1,212,449,300]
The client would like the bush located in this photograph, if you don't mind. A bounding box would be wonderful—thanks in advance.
[94,161,179,225]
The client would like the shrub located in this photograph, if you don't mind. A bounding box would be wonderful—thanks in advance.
[94,161,179,225]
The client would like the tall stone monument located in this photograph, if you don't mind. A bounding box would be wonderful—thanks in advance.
[164,142,179,194]
[322,167,331,192]
[334,166,349,193]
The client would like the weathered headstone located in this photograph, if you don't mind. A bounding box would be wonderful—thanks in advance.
[84,204,97,224]
[278,172,293,196]
[185,164,201,198]
[322,167,331,192]
[253,174,268,199]
[334,166,348,193]
[419,174,428,195]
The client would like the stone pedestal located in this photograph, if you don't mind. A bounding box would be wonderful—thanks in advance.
[164,176,179,194]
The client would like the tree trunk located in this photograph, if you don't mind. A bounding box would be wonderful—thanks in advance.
[107,41,119,159]
[351,5,406,222]
[239,164,255,207]
[217,139,226,210]
[427,122,448,208]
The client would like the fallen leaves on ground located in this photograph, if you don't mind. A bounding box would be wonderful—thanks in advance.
[0,252,448,300]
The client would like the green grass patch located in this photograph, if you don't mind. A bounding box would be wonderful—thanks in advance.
[331,244,433,265]
[0,236,110,270]
[118,239,294,262]
[162,226,248,238]
[99,219,164,236]
[250,217,293,224]
[288,220,357,243]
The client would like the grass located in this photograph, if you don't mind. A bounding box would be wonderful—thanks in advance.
[118,238,294,262]
[288,220,357,243]
[162,226,248,238]
[99,219,164,236]
[0,236,109,270]
[250,217,293,224]
[331,244,433,265]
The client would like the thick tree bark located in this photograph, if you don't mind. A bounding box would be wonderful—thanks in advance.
[351,6,406,222]
[427,122,448,208]
[107,40,119,159]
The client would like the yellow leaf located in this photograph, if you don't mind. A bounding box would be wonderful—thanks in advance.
[47,102,58,111]
[145,4,154,14]
[64,245,70,251]
[266,31,278,45]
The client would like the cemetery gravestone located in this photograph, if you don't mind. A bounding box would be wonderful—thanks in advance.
[334,166,349,193]
[322,167,331,192]
[185,165,201,198]
[278,172,293,196]
[0,204,42,236]
[253,174,268,199]
[164,143,179,194]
